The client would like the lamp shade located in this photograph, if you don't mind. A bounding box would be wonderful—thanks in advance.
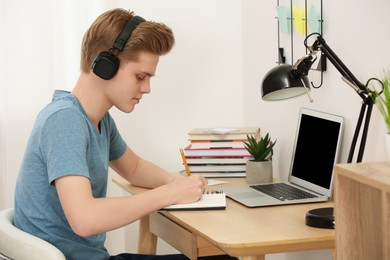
[261,64,310,101]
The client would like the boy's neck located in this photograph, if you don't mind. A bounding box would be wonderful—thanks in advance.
[72,73,112,129]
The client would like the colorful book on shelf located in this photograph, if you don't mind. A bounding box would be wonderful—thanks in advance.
[199,172,246,178]
[189,140,246,149]
[186,157,249,164]
[188,164,246,172]
[188,127,260,141]
[183,144,251,158]
[161,191,226,210]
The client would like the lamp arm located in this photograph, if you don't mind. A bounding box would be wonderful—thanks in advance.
[313,36,368,101]
[309,34,375,163]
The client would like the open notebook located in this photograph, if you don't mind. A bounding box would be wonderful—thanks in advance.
[221,108,344,208]
[161,191,226,211]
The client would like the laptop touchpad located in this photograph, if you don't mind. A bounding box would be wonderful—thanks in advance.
[233,191,265,199]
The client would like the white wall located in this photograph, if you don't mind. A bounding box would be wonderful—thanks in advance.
[1,0,389,259]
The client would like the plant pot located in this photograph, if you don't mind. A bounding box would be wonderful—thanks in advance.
[385,133,390,164]
[245,160,273,184]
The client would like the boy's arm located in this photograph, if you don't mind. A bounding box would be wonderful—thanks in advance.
[55,146,207,237]
[109,146,179,188]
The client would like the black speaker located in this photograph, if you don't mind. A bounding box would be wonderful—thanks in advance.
[92,15,145,80]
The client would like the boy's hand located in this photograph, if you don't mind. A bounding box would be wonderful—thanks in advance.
[165,174,208,205]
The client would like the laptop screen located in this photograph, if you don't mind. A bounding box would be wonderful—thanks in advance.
[289,108,344,196]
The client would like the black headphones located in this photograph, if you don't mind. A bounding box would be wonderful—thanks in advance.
[92,15,146,80]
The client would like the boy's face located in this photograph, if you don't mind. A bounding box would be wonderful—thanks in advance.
[106,51,159,113]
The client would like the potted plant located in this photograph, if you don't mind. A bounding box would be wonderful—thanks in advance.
[372,70,390,162]
[243,133,277,184]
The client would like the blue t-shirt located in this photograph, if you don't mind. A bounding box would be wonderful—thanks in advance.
[14,90,127,260]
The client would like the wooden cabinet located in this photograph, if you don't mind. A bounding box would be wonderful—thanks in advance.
[334,162,390,260]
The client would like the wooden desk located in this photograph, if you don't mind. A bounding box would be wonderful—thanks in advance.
[113,176,335,260]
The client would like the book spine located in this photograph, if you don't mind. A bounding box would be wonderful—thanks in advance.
[184,145,251,157]
[188,133,258,141]
[190,141,246,149]
[188,164,246,172]
[186,158,250,164]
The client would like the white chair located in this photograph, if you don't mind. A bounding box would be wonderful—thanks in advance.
[0,208,66,260]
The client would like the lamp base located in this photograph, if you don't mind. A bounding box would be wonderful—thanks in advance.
[305,207,334,229]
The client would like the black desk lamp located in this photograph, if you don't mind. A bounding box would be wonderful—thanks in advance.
[262,33,381,163]
[261,33,383,229]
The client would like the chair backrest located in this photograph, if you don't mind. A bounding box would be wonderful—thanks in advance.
[0,208,66,260]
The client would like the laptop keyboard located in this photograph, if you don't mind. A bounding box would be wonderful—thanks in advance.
[250,183,318,201]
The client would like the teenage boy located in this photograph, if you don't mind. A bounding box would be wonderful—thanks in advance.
[14,8,235,260]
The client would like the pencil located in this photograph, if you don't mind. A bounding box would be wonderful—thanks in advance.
[179,148,191,176]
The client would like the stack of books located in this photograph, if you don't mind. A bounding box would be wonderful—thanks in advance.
[182,127,260,177]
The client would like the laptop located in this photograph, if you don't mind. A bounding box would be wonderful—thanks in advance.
[221,108,344,207]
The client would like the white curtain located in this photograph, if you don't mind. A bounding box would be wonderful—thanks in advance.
[0,0,103,209]
[0,2,5,208]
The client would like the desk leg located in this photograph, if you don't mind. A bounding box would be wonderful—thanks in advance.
[241,255,265,260]
[138,215,157,254]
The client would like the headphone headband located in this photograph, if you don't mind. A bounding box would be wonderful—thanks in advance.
[113,16,146,51]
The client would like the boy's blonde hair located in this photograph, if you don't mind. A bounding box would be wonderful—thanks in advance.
[81,8,175,73]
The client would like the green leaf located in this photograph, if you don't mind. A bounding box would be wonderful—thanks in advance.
[372,70,390,133]
[243,132,277,161]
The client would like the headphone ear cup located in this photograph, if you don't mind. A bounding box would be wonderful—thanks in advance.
[92,51,120,80]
